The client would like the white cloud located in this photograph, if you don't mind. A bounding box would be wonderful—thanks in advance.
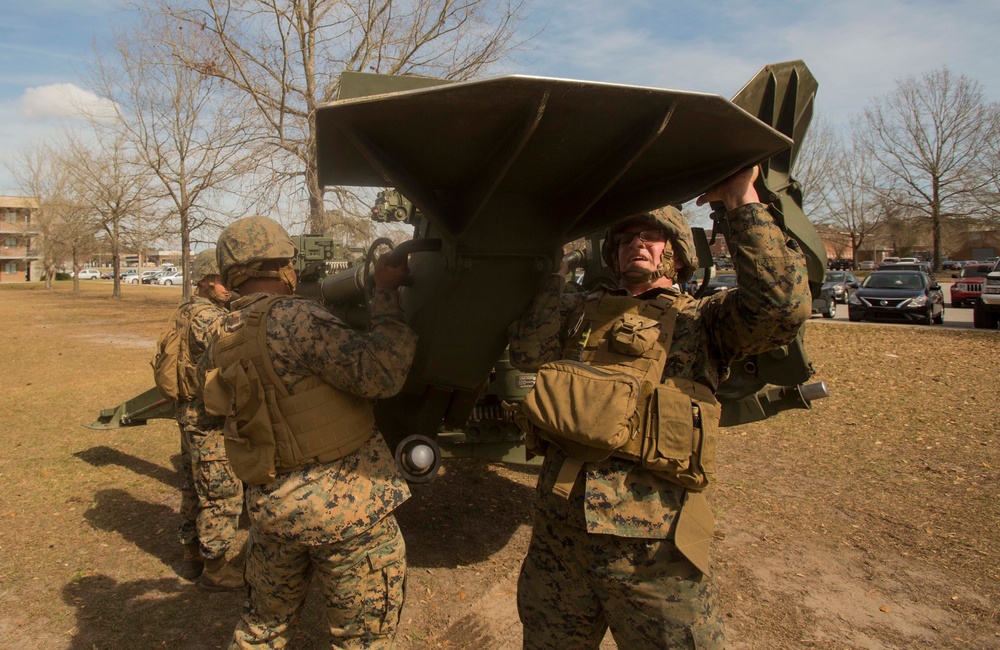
[517,0,1000,129]
[17,83,116,121]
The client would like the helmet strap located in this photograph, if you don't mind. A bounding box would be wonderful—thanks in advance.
[229,260,296,294]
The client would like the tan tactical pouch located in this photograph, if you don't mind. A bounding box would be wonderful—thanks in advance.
[204,296,375,484]
[205,358,278,484]
[619,378,720,490]
[152,302,213,401]
[520,360,641,463]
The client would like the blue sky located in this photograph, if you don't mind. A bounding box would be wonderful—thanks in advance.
[2,0,999,195]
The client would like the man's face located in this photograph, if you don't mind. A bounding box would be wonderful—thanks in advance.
[615,225,667,278]
[200,274,231,302]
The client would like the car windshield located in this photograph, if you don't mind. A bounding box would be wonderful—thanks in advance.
[862,273,925,290]
[961,266,992,278]
[825,273,846,282]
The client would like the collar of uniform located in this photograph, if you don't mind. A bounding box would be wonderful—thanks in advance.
[230,291,281,311]
[610,285,681,301]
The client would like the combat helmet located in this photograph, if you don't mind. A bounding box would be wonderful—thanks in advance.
[600,206,697,284]
[192,248,220,281]
[216,216,297,290]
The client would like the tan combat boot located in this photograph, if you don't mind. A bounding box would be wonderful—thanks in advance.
[180,542,204,580]
[196,556,244,592]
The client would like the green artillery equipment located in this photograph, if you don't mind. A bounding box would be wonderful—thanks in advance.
[90,61,829,481]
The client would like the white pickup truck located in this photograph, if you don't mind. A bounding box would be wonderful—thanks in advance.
[973,259,1000,329]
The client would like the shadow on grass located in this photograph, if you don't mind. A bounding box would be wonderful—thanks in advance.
[62,573,241,649]
[84,489,183,574]
[74,445,182,490]
[395,459,538,569]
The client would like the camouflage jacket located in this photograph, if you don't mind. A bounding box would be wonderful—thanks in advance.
[508,202,811,538]
[174,295,227,430]
[204,288,418,544]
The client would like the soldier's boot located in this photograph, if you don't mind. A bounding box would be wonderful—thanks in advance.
[179,542,204,580]
[196,556,244,592]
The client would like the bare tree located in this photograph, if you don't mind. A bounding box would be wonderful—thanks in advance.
[853,68,996,270]
[153,0,529,232]
[974,103,1000,226]
[794,115,840,224]
[89,13,266,300]
[824,142,892,263]
[64,131,154,298]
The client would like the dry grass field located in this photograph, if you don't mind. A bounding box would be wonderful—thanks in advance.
[0,281,997,649]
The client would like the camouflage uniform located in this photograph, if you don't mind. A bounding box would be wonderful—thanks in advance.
[173,296,243,562]
[508,202,811,649]
[205,288,417,650]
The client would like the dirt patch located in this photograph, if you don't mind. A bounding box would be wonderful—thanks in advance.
[0,282,997,649]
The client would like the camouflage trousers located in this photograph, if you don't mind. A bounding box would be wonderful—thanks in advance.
[517,512,725,649]
[177,422,244,560]
[230,514,406,650]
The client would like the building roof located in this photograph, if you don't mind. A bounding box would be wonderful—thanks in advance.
[0,196,39,210]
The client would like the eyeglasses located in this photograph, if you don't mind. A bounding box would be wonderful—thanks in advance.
[613,230,666,246]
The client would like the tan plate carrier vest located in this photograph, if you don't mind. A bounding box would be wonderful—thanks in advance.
[518,291,720,497]
[203,296,376,485]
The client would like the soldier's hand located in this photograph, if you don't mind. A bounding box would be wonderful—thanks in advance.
[373,252,409,290]
[696,166,760,211]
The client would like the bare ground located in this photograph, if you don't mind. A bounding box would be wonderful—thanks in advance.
[0,282,996,649]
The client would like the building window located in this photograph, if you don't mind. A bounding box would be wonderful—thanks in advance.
[4,237,16,247]
[3,211,18,224]
[4,262,17,274]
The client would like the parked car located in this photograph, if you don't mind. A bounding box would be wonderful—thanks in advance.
[713,257,734,271]
[827,258,854,271]
[949,264,994,308]
[941,259,962,271]
[822,271,859,304]
[122,270,140,284]
[858,261,876,271]
[704,273,738,295]
[877,257,900,270]
[811,286,836,319]
[141,270,164,284]
[960,260,981,268]
[100,271,115,280]
[847,270,944,325]
[883,261,932,274]
[157,270,185,286]
[75,269,102,280]
[974,259,1000,329]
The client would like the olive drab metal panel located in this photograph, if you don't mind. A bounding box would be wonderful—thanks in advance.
[314,70,815,454]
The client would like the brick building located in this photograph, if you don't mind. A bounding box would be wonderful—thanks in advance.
[0,197,40,283]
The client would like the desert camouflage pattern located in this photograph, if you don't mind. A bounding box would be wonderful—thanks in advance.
[216,216,297,289]
[601,205,699,284]
[508,202,810,647]
[203,287,416,648]
[518,511,725,649]
[231,516,406,650]
[192,248,220,280]
[176,418,243,561]
[170,296,242,561]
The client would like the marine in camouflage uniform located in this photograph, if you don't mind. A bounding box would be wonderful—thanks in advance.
[171,249,243,588]
[200,216,417,649]
[508,168,811,649]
